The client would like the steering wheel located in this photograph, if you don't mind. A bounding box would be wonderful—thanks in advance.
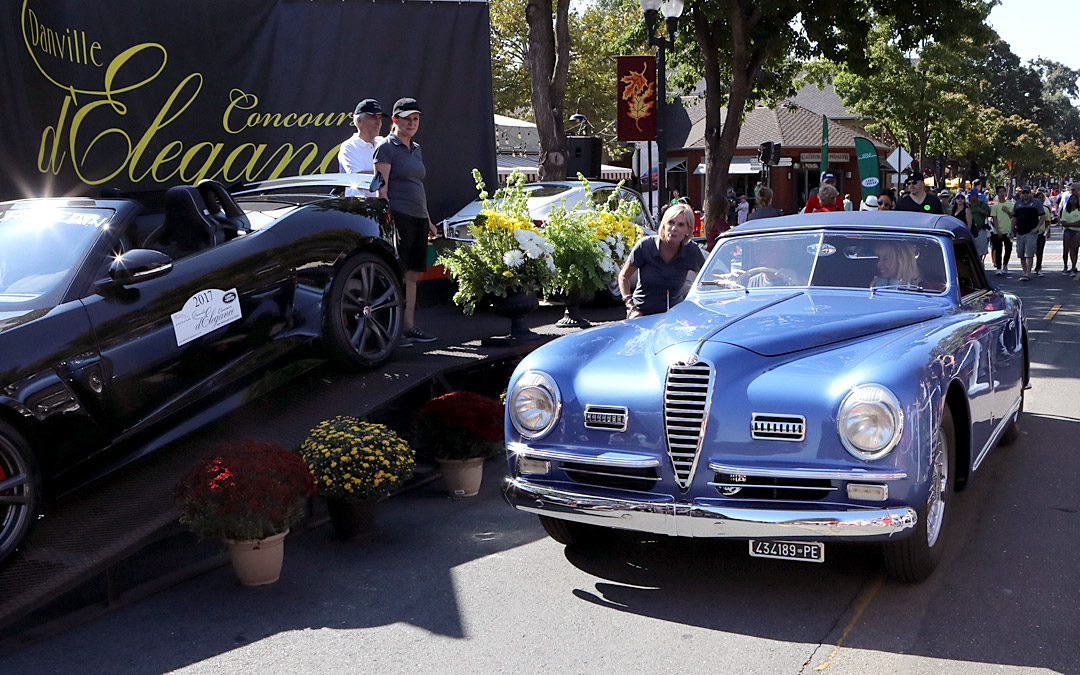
[738,266,790,286]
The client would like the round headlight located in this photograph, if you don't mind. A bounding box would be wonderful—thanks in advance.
[509,371,561,439]
[838,385,903,460]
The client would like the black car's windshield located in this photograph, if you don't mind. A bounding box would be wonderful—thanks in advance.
[0,204,112,307]
[699,230,949,293]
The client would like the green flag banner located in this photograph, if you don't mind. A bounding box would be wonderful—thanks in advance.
[854,137,881,201]
[820,115,829,181]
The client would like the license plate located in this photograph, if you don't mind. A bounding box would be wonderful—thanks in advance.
[748,540,824,563]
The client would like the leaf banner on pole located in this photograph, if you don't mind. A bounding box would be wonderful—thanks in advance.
[616,55,657,142]
[854,137,881,201]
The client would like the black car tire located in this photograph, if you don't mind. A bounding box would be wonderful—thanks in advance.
[538,515,609,547]
[0,420,41,567]
[882,407,955,583]
[325,252,404,369]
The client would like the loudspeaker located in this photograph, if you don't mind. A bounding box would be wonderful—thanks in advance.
[565,136,602,179]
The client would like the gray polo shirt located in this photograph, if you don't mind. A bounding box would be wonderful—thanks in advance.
[628,235,705,315]
[373,133,428,219]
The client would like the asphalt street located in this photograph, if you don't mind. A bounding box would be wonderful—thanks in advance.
[2,237,1078,675]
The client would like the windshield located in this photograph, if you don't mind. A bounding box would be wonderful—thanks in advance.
[0,204,112,306]
[699,230,948,293]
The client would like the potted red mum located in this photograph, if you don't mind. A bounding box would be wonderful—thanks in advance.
[174,440,316,585]
[414,391,504,497]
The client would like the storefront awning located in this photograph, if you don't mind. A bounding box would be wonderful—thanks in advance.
[693,160,762,175]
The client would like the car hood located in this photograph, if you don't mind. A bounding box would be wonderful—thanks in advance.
[646,290,945,357]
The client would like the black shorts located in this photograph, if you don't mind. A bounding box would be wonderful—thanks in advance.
[393,211,429,272]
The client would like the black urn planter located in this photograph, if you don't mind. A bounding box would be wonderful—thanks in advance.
[554,291,591,329]
[481,291,541,346]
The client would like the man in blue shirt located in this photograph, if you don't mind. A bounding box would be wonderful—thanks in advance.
[1011,187,1044,281]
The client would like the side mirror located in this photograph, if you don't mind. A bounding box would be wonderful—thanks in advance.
[369,171,385,193]
[98,249,173,290]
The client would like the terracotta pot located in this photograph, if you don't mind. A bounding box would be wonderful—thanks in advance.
[225,530,288,586]
[437,456,486,497]
[325,497,378,540]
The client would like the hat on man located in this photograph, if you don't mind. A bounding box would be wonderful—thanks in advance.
[939,190,951,199]
[354,99,385,117]
[822,173,836,184]
[392,97,422,118]
[904,174,924,186]
[860,194,878,211]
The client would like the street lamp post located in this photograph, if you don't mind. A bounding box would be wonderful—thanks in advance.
[639,0,684,217]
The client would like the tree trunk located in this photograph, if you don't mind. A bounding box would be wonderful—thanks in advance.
[695,1,769,245]
[526,0,570,181]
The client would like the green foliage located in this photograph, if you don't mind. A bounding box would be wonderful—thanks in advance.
[491,0,644,156]
[437,170,555,314]
[544,175,643,296]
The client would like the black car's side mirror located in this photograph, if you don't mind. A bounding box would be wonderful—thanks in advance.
[97,249,173,290]
[368,171,385,194]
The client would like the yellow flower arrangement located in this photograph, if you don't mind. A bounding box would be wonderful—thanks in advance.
[300,416,415,502]
[437,170,555,314]
[545,176,644,296]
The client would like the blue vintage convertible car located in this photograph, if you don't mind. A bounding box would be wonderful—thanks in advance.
[503,212,1027,582]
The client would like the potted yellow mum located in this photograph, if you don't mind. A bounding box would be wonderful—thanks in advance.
[300,416,414,539]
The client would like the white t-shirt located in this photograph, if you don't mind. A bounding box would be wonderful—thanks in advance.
[337,133,382,196]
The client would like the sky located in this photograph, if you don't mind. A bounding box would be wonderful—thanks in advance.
[989,0,1079,73]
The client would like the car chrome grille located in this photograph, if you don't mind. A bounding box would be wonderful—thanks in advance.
[562,461,659,492]
[710,471,835,500]
[751,413,806,441]
[664,361,712,489]
[583,405,628,432]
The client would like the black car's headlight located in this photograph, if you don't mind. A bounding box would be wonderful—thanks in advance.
[509,371,561,439]
[838,385,903,460]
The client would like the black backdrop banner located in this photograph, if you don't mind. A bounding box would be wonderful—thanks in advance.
[0,0,496,221]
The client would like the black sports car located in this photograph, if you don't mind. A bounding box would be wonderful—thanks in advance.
[0,174,405,564]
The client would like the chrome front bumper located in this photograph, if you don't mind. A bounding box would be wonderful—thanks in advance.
[504,478,917,540]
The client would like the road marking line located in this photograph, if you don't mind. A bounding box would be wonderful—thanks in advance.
[1043,305,1061,321]
[812,573,885,672]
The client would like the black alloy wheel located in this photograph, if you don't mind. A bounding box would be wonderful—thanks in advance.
[326,252,404,369]
[0,420,40,567]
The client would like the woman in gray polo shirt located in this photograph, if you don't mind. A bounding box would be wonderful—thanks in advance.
[617,203,704,318]
[374,97,438,345]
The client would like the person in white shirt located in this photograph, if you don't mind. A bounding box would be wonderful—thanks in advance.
[337,99,385,197]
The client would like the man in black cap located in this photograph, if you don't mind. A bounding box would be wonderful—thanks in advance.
[337,98,385,197]
[896,174,944,214]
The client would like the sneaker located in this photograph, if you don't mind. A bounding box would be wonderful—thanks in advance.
[404,327,437,343]
[1064,270,1074,276]
[1019,276,1030,282]
[1036,271,1044,277]
[1002,264,1010,275]
[995,269,1003,276]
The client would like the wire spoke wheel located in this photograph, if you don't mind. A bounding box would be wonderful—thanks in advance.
[925,425,948,548]
[882,407,955,583]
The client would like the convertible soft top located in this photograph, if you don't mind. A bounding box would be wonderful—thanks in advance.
[723,212,973,243]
